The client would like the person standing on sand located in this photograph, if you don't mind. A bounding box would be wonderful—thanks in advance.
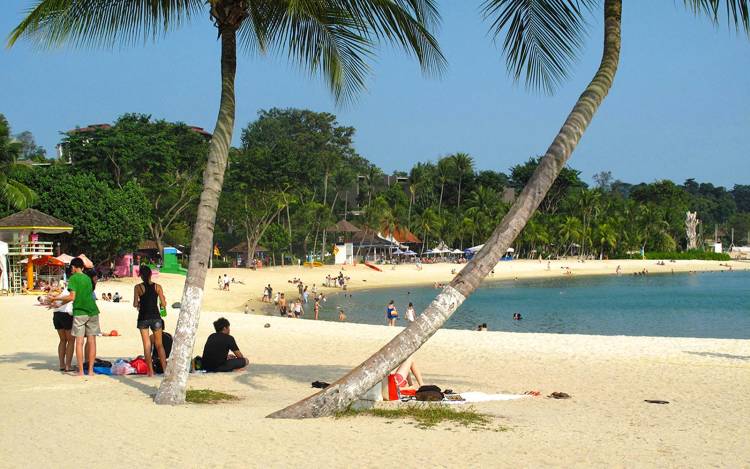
[405,302,416,322]
[48,266,74,371]
[385,300,398,326]
[314,298,321,320]
[50,257,99,376]
[133,265,168,376]
[278,293,287,317]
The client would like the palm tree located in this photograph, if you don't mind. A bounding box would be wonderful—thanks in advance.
[271,1,749,419]
[0,114,36,210]
[558,216,583,256]
[575,189,601,258]
[594,222,617,259]
[9,0,444,406]
[450,152,474,212]
[435,156,453,214]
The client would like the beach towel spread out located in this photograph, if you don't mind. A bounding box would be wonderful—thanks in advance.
[448,392,528,403]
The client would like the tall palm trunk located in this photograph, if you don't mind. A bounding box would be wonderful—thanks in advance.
[268,0,622,419]
[321,171,329,261]
[155,18,240,405]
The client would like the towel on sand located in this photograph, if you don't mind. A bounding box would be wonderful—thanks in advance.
[445,392,528,403]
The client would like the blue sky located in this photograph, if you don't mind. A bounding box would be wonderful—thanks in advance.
[1,1,748,187]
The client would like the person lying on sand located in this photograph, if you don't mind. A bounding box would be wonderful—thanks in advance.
[393,355,424,391]
[200,317,248,372]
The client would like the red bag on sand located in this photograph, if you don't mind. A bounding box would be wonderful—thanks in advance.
[387,374,400,401]
[129,357,149,375]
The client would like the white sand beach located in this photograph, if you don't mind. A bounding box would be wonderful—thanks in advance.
[1,259,748,468]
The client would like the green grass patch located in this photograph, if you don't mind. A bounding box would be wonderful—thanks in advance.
[336,404,498,430]
[186,389,238,404]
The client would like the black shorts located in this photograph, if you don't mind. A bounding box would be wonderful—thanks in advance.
[207,358,247,372]
[137,318,164,331]
[53,311,73,330]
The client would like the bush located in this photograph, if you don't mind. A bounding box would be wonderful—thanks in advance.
[627,250,730,261]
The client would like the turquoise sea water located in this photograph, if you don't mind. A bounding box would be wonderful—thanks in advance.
[320,270,750,339]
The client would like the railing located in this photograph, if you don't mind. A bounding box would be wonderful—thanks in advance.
[6,241,55,256]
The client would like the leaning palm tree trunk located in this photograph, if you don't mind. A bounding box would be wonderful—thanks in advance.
[155,23,239,405]
[269,0,622,419]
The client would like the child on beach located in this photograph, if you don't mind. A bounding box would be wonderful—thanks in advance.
[385,300,398,326]
[405,302,416,322]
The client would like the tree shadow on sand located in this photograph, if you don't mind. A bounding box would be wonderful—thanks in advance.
[0,352,157,397]
[0,352,60,370]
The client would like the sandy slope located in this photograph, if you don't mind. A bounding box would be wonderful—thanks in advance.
[0,259,748,468]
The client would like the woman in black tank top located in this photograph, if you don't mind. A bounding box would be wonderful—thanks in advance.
[133,265,167,376]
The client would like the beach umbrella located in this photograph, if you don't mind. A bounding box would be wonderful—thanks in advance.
[392,248,404,255]
[77,254,94,269]
[452,249,464,254]
[404,250,417,255]
[506,247,515,253]
[32,255,65,267]
[56,253,74,264]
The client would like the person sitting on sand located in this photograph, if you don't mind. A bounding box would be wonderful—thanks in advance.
[133,265,168,376]
[201,317,248,372]
[101,292,108,301]
[112,292,121,303]
[150,328,172,374]
[392,355,424,391]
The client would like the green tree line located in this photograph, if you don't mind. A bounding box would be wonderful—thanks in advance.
[2,110,748,261]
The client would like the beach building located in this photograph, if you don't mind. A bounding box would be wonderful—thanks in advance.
[228,241,268,267]
[0,208,73,293]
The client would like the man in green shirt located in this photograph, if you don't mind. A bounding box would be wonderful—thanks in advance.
[52,257,100,376]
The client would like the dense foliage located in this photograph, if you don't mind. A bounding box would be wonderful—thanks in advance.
[9,165,150,261]
[2,110,748,263]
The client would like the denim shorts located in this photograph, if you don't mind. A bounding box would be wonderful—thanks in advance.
[137,318,163,331]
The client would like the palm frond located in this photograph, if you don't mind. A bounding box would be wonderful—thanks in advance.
[7,0,205,49]
[682,0,750,35]
[481,0,597,94]
[248,0,445,104]
[0,175,37,210]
